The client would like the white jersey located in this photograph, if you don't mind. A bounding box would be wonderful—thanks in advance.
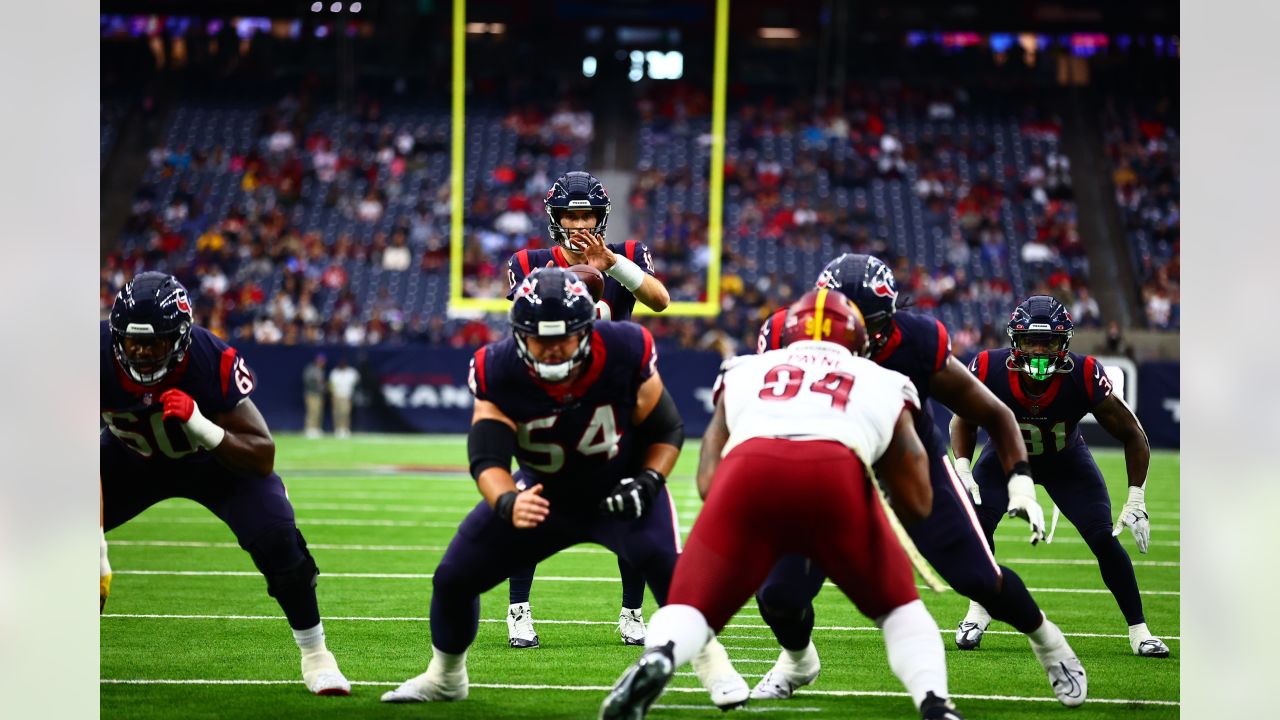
[716,340,920,467]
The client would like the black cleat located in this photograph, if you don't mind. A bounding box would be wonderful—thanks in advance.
[600,643,676,720]
[920,691,965,720]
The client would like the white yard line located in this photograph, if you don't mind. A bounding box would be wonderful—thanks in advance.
[97,678,1179,706]
[102,613,1180,640]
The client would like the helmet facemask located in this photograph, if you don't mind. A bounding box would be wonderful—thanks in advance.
[546,205,610,252]
[1008,329,1072,381]
[514,328,592,383]
[113,326,191,385]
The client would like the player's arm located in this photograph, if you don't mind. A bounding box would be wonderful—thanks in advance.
[1093,393,1153,552]
[873,408,933,525]
[600,372,683,518]
[469,399,548,529]
[577,232,670,311]
[203,398,277,477]
[696,394,729,500]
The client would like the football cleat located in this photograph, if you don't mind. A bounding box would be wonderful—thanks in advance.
[1134,637,1171,658]
[619,608,646,646]
[1029,621,1087,707]
[955,620,987,650]
[301,649,352,696]
[919,691,964,719]
[599,643,675,720]
[380,668,469,703]
[692,638,749,710]
[100,573,112,614]
[750,642,821,699]
[507,602,540,648]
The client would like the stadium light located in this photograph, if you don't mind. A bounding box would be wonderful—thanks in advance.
[582,56,597,78]
[330,2,343,12]
[350,2,362,12]
[310,2,323,12]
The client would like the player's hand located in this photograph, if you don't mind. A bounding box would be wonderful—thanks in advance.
[953,457,981,506]
[512,483,550,529]
[100,529,112,614]
[1111,485,1150,553]
[1006,473,1046,545]
[600,469,665,520]
[158,389,225,449]
[573,230,614,272]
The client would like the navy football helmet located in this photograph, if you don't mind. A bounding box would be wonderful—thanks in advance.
[109,271,195,385]
[510,267,597,382]
[813,254,899,353]
[544,171,611,251]
[781,287,870,356]
[1006,295,1075,381]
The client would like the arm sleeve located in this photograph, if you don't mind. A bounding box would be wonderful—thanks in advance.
[931,319,952,373]
[637,325,657,383]
[1083,356,1115,407]
[467,348,490,401]
[505,251,528,300]
[202,331,255,413]
[622,240,658,275]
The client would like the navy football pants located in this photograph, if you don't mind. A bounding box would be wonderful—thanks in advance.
[430,487,682,654]
[974,442,1146,625]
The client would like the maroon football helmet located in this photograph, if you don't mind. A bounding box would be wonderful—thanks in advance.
[781,287,870,356]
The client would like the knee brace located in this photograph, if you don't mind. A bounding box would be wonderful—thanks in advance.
[247,525,319,598]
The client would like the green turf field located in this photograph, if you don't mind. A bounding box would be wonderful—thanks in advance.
[101,435,1180,718]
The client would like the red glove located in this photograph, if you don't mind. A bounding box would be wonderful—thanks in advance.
[159,389,196,423]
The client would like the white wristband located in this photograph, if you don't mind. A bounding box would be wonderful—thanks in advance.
[1126,485,1145,504]
[953,457,971,475]
[184,407,227,450]
[606,254,646,292]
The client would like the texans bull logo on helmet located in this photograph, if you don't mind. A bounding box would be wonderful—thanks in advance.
[868,263,898,300]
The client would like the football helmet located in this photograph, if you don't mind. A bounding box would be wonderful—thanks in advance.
[510,267,596,382]
[109,271,194,385]
[813,253,899,353]
[781,287,870,356]
[544,171,611,251]
[1006,295,1075,380]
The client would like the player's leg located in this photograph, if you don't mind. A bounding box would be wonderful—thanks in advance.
[750,555,826,699]
[505,563,539,648]
[953,450,1010,647]
[1043,447,1170,658]
[809,449,957,717]
[503,471,540,648]
[922,451,1086,705]
[190,469,350,696]
[602,440,784,719]
[384,500,577,702]
[617,556,648,645]
[99,435,181,612]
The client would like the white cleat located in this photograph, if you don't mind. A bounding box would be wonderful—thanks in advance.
[692,638,749,710]
[619,608,647,646]
[955,601,991,650]
[1029,622,1087,707]
[301,650,351,696]
[380,669,469,703]
[1134,637,1171,658]
[750,642,821,699]
[507,602,540,648]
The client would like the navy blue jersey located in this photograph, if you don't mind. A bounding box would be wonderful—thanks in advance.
[468,321,658,508]
[758,308,952,451]
[968,348,1113,460]
[101,321,256,464]
[506,241,656,322]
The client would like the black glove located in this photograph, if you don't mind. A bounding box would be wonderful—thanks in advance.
[599,469,666,519]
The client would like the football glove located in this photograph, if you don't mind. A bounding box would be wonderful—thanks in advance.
[1006,472,1046,545]
[1111,485,1150,553]
[600,469,665,520]
[158,388,226,449]
[953,457,981,506]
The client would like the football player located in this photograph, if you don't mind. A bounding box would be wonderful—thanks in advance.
[503,171,671,648]
[754,255,1086,706]
[950,295,1171,657]
[602,288,964,720]
[101,272,350,695]
[100,479,111,613]
[382,268,747,708]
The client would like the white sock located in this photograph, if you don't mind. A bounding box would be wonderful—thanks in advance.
[878,600,948,708]
[783,642,814,666]
[645,604,712,668]
[427,646,467,680]
[963,599,991,626]
[293,623,327,654]
[1129,622,1152,642]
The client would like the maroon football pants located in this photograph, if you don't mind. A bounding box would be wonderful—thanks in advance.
[669,437,919,631]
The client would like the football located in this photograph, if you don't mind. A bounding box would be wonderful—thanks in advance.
[568,264,605,302]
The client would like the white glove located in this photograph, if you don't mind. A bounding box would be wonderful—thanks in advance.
[1006,473,1046,545]
[1111,485,1150,553]
[953,457,981,506]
